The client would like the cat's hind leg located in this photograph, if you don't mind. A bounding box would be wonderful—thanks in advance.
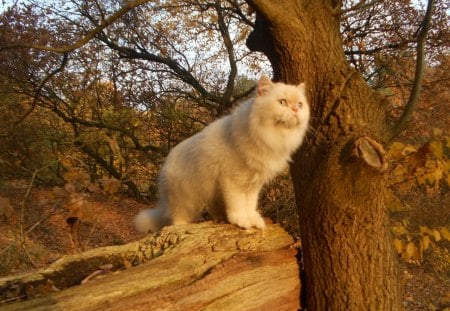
[165,191,203,226]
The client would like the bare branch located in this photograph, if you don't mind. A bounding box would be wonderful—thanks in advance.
[227,0,255,28]
[96,33,222,108]
[338,0,382,16]
[344,41,406,56]
[0,0,152,53]
[48,101,166,156]
[391,0,435,139]
[214,0,238,111]
[10,53,69,129]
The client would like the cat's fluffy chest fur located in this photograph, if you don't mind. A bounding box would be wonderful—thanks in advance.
[135,75,310,232]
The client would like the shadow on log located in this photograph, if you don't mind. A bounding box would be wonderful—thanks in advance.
[0,222,300,310]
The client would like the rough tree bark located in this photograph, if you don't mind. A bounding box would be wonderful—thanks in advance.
[246,1,401,310]
[0,222,300,310]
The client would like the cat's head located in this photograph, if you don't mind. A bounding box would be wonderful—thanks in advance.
[252,75,310,131]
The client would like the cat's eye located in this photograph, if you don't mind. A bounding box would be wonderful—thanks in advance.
[297,102,303,108]
[278,99,288,106]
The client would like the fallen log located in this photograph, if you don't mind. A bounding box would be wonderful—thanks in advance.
[0,221,300,310]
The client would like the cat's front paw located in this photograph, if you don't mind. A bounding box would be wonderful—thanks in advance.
[227,211,266,230]
[227,212,252,229]
[248,211,266,229]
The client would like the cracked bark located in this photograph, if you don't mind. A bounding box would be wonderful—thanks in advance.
[0,222,300,311]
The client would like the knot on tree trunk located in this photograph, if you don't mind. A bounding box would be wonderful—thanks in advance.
[354,136,388,172]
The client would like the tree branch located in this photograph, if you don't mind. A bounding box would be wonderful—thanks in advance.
[96,33,222,109]
[214,0,238,111]
[72,133,141,199]
[337,0,382,16]
[0,0,152,53]
[12,53,69,128]
[391,0,435,139]
[344,41,406,56]
[48,102,165,156]
[227,0,255,28]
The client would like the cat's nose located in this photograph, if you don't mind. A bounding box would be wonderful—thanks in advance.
[291,106,298,112]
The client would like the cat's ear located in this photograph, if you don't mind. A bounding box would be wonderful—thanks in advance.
[297,82,306,90]
[257,75,272,96]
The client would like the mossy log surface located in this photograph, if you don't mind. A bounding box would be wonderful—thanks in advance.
[0,222,300,310]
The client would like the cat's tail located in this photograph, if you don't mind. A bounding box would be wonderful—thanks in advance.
[134,206,170,233]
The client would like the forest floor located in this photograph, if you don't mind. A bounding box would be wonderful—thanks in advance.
[0,182,448,310]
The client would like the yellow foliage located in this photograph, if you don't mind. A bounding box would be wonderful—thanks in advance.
[389,142,407,161]
[388,136,449,190]
[429,140,443,160]
[440,227,450,241]
[392,164,408,176]
[433,229,441,242]
[392,225,409,236]
[404,242,420,262]
[421,235,430,251]
[393,223,450,266]
[419,225,433,236]
[394,238,403,254]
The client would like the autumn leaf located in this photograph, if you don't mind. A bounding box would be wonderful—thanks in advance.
[439,227,450,241]
[100,177,121,195]
[433,229,441,242]
[66,193,94,221]
[407,142,430,175]
[419,225,433,236]
[0,196,15,221]
[429,140,443,160]
[394,238,403,254]
[421,235,430,251]
[404,242,420,262]
[389,142,406,161]
[105,135,124,164]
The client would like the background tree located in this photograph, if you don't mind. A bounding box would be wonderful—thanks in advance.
[0,0,268,197]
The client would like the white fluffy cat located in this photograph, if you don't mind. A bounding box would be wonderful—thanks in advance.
[135,75,310,232]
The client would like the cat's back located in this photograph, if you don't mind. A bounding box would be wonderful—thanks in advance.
[162,114,232,170]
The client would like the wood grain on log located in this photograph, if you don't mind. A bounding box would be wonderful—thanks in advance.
[0,222,300,310]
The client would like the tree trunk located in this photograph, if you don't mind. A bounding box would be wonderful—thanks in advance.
[0,222,300,310]
[247,1,401,310]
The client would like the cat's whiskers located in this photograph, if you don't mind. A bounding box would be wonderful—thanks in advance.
[303,125,320,145]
